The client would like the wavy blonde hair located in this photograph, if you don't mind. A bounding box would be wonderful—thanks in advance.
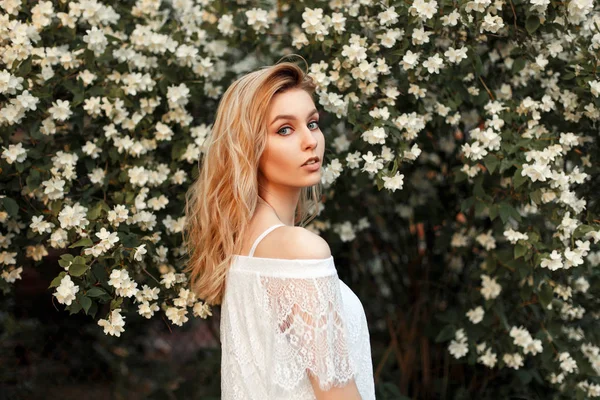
[183,60,322,305]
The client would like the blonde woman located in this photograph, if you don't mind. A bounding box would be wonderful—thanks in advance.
[183,59,375,400]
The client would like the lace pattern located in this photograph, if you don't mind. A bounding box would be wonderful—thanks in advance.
[259,269,356,392]
[221,256,376,400]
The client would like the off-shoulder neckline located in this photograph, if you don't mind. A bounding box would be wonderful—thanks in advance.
[232,254,334,262]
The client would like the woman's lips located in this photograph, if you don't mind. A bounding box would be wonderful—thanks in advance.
[301,160,321,171]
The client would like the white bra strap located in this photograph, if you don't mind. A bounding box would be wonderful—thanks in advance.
[249,224,286,257]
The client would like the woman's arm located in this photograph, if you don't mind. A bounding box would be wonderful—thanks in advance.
[308,373,362,400]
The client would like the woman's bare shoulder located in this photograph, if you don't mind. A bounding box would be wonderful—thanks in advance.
[252,223,331,260]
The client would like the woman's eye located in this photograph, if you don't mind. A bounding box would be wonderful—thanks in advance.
[277,121,319,136]
[277,127,292,136]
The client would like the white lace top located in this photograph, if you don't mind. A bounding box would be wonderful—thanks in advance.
[220,224,376,400]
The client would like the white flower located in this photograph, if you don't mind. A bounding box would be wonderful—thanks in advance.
[476,230,496,250]
[1,266,23,283]
[480,13,505,33]
[83,26,108,56]
[26,244,48,261]
[540,250,563,271]
[451,232,469,247]
[217,14,234,36]
[409,0,438,21]
[245,8,269,32]
[361,126,387,145]
[400,145,420,162]
[167,83,190,108]
[50,228,69,249]
[154,122,174,141]
[82,140,101,159]
[341,42,367,64]
[411,27,432,45]
[88,168,105,185]
[361,151,383,174]
[466,306,484,324]
[558,352,578,374]
[78,70,97,86]
[423,53,445,74]
[331,12,346,33]
[138,301,159,319]
[193,301,213,319]
[382,172,404,192]
[510,326,533,348]
[48,99,72,121]
[462,141,488,160]
[441,10,460,26]
[96,227,119,250]
[481,274,502,300]
[2,143,28,164]
[503,228,529,244]
[503,353,524,369]
[524,339,543,355]
[449,339,469,359]
[445,47,468,64]
[53,275,79,306]
[378,7,399,25]
[30,215,55,235]
[301,8,326,36]
[134,244,147,261]
[165,306,188,326]
[574,276,590,293]
[98,308,126,337]
[589,80,600,97]
[58,202,89,230]
[478,348,498,368]
[0,251,17,265]
[401,50,420,70]
[108,269,129,289]
[161,271,177,289]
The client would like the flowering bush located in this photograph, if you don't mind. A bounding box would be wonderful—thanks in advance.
[1,0,599,397]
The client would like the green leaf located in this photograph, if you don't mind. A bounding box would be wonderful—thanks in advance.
[513,168,527,189]
[538,284,553,309]
[526,15,541,35]
[516,370,533,384]
[110,297,123,310]
[69,237,93,248]
[436,309,458,324]
[483,154,500,174]
[489,204,499,221]
[573,224,595,239]
[49,271,67,288]
[2,197,19,218]
[79,295,92,314]
[512,57,527,74]
[435,325,456,343]
[17,57,32,75]
[514,243,528,259]
[69,263,88,277]
[529,190,543,205]
[88,201,105,220]
[493,302,510,330]
[475,200,487,216]
[499,203,514,224]
[86,287,107,297]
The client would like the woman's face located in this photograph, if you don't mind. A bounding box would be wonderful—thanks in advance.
[259,88,325,189]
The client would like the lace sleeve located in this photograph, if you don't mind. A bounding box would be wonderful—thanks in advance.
[259,267,356,392]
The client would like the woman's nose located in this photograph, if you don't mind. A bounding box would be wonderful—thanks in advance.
[302,127,318,149]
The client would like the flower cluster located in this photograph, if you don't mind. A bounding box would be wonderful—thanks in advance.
[0,0,599,396]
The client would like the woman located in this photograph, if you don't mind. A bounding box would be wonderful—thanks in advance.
[183,59,375,400]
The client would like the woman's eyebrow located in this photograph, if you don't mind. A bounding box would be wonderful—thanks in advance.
[270,108,318,126]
